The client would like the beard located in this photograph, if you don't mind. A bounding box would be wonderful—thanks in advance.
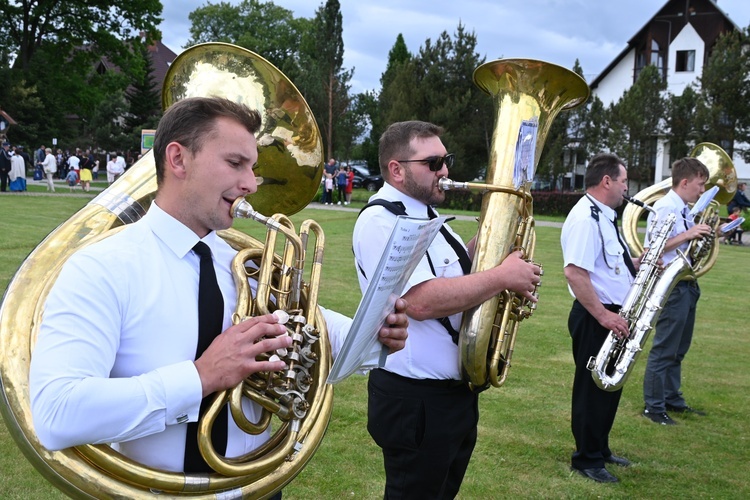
[403,167,445,206]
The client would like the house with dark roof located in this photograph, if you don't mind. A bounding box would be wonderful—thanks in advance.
[588,0,748,181]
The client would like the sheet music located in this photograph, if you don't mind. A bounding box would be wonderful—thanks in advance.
[688,185,719,217]
[327,215,446,384]
[720,216,745,234]
[512,118,538,189]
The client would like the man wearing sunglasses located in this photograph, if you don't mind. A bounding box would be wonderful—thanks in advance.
[352,120,541,499]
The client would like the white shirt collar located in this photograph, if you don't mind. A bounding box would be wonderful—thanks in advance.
[145,202,221,259]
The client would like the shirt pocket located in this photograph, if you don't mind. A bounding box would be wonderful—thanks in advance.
[604,237,624,268]
[427,241,461,278]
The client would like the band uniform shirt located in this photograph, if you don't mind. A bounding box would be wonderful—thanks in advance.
[353,182,467,381]
[644,189,692,266]
[30,202,352,472]
[561,195,634,306]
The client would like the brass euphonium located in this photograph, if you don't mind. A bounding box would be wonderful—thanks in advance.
[0,43,330,498]
[439,59,589,390]
[622,142,738,278]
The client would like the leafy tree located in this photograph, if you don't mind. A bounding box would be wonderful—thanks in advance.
[0,0,162,71]
[0,1,162,150]
[695,29,750,160]
[185,0,306,76]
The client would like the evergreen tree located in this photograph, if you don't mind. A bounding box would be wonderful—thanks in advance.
[125,42,162,135]
[695,29,750,159]
[666,85,699,162]
[378,24,490,181]
[303,0,352,160]
[606,64,666,189]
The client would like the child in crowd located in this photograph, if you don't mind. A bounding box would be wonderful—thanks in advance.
[66,168,78,192]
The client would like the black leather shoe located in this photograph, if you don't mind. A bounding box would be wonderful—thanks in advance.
[604,455,631,467]
[572,467,619,483]
[642,408,677,425]
[666,404,706,416]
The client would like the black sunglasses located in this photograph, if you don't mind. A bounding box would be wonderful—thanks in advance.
[397,153,455,172]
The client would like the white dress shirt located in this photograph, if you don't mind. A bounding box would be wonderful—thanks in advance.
[644,189,692,266]
[352,182,466,381]
[561,194,634,305]
[30,202,351,472]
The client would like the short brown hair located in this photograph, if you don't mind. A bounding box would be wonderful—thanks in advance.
[378,121,443,178]
[585,153,625,188]
[671,157,709,187]
[153,97,262,186]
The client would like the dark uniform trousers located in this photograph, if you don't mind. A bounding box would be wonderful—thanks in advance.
[569,300,623,470]
[368,368,479,500]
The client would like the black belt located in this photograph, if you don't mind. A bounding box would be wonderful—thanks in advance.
[573,299,621,313]
[374,368,466,389]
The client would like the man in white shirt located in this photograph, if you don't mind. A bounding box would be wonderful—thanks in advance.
[561,153,637,483]
[352,120,541,499]
[642,157,711,425]
[30,97,408,478]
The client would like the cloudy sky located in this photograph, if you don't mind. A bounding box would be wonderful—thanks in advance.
[158,0,750,94]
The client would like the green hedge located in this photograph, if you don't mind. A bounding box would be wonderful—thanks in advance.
[443,190,584,216]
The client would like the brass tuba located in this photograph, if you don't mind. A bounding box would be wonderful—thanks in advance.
[622,142,738,278]
[0,43,330,498]
[439,59,590,390]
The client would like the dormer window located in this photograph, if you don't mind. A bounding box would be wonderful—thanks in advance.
[675,50,696,72]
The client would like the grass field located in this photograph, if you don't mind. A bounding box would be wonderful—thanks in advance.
[1,192,749,499]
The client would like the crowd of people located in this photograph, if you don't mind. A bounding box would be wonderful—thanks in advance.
[322,157,354,205]
[0,142,133,193]
[4,95,744,498]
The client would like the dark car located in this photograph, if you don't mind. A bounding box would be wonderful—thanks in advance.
[349,162,384,191]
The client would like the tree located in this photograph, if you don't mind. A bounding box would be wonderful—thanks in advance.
[666,85,699,162]
[301,0,351,160]
[0,1,162,150]
[185,0,306,75]
[695,29,750,160]
[607,64,666,189]
[378,24,490,181]
[125,42,162,134]
[538,59,591,191]
[0,0,162,71]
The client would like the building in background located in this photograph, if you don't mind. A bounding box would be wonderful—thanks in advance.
[588,0,748,182]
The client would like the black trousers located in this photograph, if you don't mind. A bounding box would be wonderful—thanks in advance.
[368,369,478,500]
[568,300,623,470]
[0,167,8,192]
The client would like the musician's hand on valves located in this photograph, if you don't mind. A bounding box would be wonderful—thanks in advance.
[378,297,409,354]
[686,223,712,240]
[497,251,542,302]
[194,314,293,397]
[600,310,630,339]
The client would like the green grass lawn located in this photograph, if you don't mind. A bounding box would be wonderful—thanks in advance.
[1,193,749,499]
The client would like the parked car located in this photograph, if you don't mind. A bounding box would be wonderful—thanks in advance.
[348,162,384,191]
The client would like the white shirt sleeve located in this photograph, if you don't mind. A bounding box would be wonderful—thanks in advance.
[29,251,203,451]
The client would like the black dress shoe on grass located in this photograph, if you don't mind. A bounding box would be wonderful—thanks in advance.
[666,404,706,416]
[642,408,677,425]
[572,467,619,483]
[604,455,631,467]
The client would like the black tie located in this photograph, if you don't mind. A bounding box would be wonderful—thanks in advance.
[184,241,228,473]
[613,214,637,277]
[427,206,472,275]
